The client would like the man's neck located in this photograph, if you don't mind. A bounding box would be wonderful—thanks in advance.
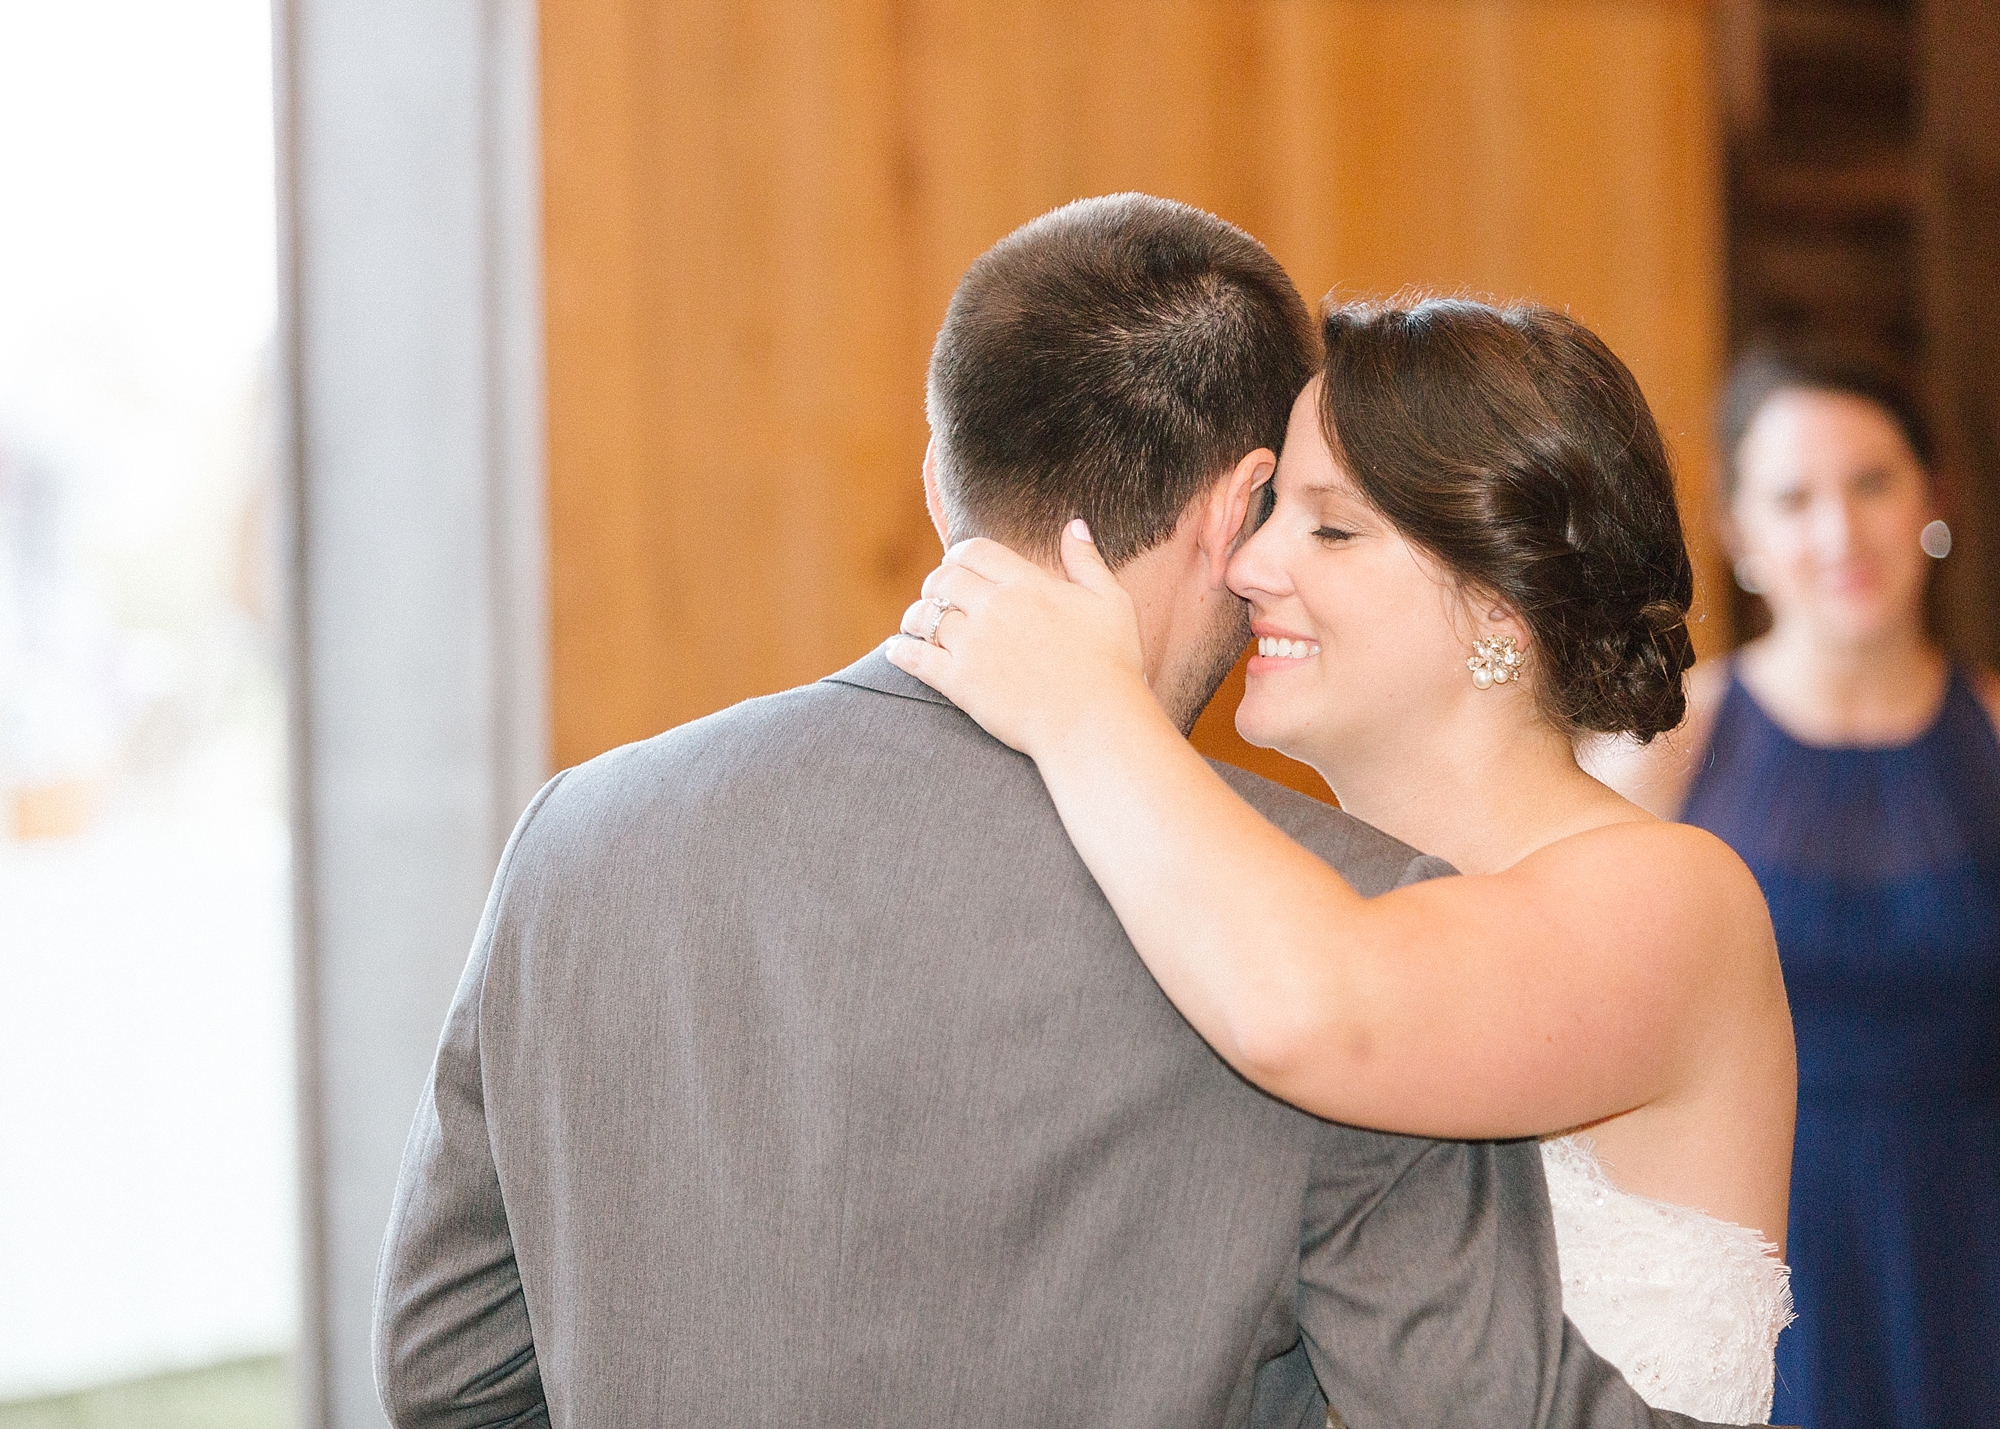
[966,515,1234,734]
[1117,538,1242,733]
[1124,558,1183,697]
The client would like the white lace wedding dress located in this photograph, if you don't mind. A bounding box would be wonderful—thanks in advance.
[1541,1135,1794,1423]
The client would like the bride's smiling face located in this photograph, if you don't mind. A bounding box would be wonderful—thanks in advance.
[1228,381,1479,772]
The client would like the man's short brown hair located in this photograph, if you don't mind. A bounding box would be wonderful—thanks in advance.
[926,194,1316,566]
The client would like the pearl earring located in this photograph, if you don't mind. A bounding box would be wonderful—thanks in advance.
[1733,559,1765,595]
[1468,634,1524,689]
[1921,520,1952,559]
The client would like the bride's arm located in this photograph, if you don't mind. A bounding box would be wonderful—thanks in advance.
[888,531,1776,1141]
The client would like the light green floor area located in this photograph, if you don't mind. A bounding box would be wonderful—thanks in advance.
[0,1358,292,1429]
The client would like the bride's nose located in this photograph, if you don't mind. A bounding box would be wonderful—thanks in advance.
[1227,515,1292,603]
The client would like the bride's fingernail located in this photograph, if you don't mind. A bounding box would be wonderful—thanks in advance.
[1069,519,1094,544]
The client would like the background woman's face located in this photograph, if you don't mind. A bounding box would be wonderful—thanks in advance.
[1226,383,1474,771]
[1731,388,1935,648]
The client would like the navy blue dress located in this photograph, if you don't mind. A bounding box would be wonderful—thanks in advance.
[1681,667,2000,1428]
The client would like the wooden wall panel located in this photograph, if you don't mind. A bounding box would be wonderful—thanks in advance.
[1919,0,2000,668]
[544,0,1726,796]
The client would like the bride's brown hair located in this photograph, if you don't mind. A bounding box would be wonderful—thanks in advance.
[1318,296,1695,742]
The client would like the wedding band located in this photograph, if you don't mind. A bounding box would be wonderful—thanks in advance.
[919,596,958,645]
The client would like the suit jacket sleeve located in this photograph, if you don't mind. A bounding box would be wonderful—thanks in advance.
[371,775,568,1429]
[1293,1124,1743,1428]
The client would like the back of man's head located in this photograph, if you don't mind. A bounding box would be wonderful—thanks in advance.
[925,194,1316,567]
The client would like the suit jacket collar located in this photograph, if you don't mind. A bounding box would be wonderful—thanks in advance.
[822,645,954,708]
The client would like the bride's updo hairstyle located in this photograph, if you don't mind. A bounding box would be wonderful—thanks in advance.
[1318,297,1695,742]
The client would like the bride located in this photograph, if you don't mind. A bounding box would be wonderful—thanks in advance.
[888,297,1796,1424]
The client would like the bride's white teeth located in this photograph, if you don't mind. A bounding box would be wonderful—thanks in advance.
[1257,637,1320,660]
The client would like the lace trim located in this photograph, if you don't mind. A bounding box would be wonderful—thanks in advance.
[1542,1134,1794,1424]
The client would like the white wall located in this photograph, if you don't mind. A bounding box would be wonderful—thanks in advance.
[274,2,547,1423]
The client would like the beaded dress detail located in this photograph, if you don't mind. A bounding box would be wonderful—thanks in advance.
[1541,1135,1792,1424]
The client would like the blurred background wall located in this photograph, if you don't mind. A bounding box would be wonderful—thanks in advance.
[1718,0,1999,664]
[278,3,546,1427]
[541,0,1730,796]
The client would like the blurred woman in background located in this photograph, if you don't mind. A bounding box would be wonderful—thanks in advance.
[1595,350,2000,1427]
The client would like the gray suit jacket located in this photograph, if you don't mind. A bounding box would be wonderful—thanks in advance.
[375,651,1728,1429]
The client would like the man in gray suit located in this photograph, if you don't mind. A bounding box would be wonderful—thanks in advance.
[375,195,1733,1428]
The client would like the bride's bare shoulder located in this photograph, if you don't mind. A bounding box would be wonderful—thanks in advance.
[1514,817,1777,982]
[1535,816,1767,912]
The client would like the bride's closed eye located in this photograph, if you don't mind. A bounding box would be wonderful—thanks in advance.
[1311,525,1356,545]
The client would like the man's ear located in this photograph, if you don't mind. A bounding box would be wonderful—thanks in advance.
[921,438,950,549]
[1194,447,1277,589]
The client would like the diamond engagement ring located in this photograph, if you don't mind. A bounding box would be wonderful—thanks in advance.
[919,596,959,645]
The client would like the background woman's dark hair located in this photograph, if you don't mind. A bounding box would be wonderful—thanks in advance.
[1318,296,1695,742]
[1716,345,1935,504]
